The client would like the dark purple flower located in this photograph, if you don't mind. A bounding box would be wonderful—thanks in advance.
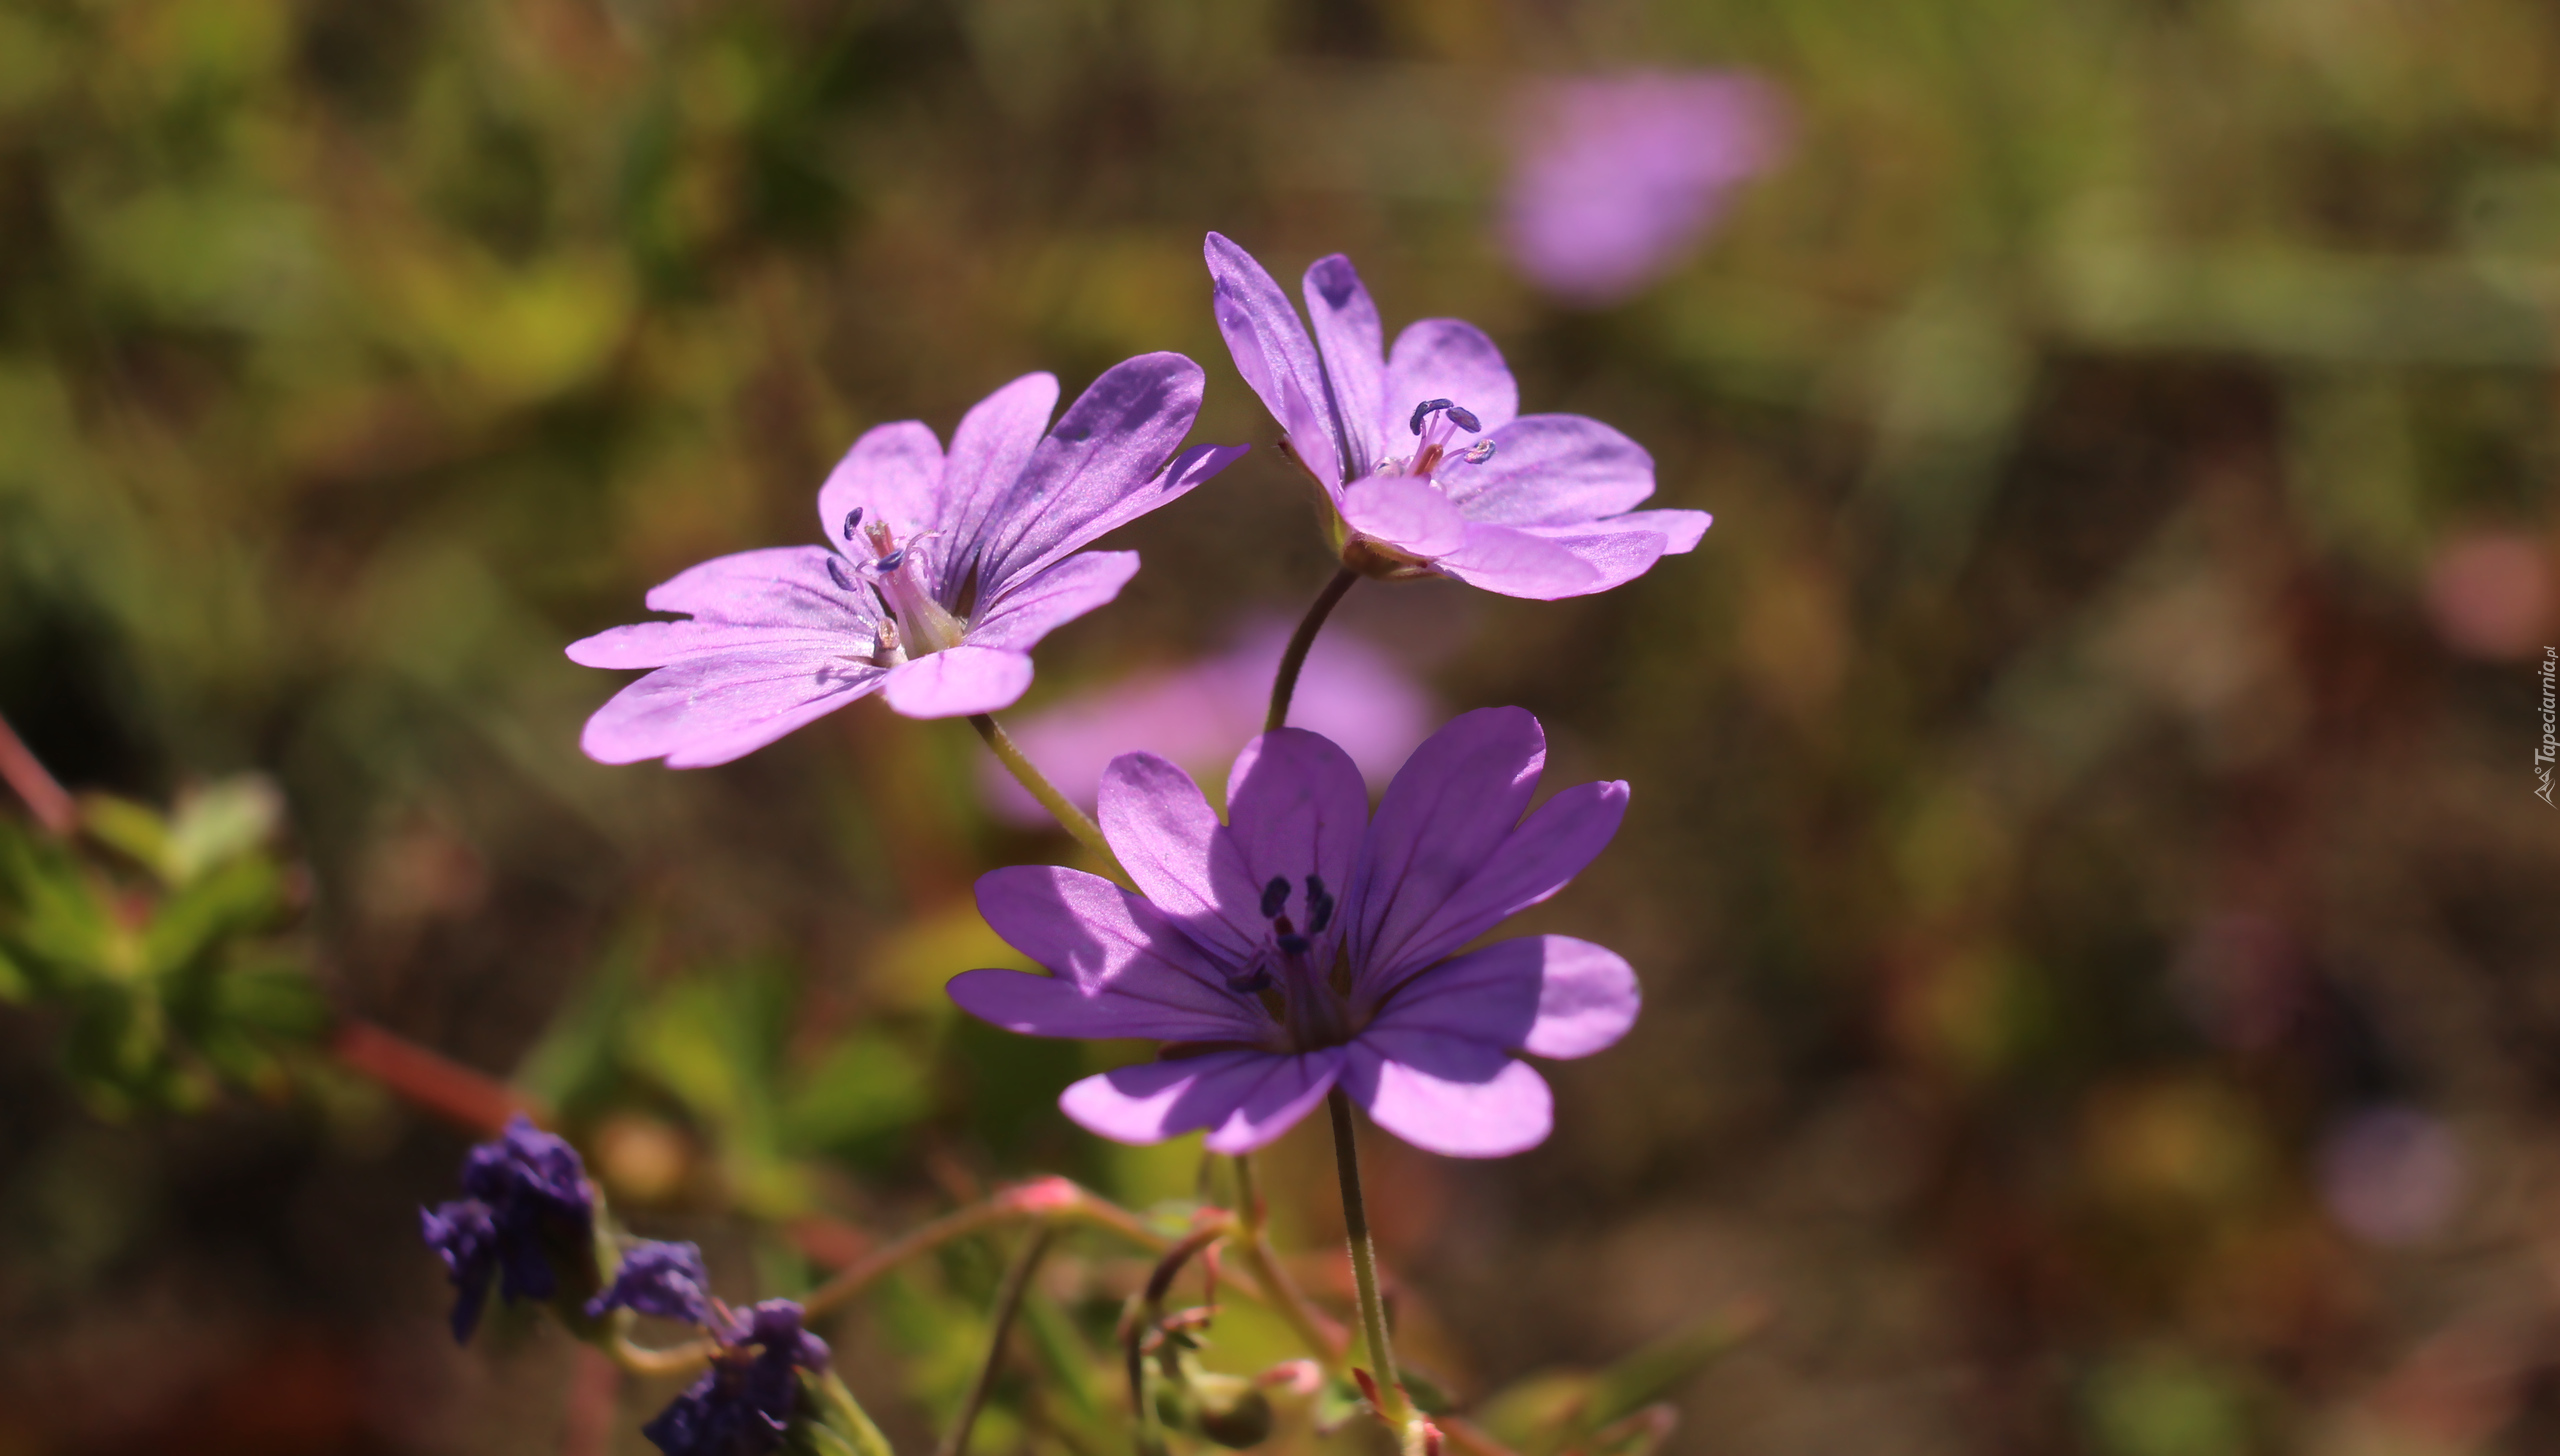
[588,1239,718,1325]
[1206,233,1710,601]
[977,617,1435,828]
[947,708,1641,1157]
[1503,72,1786,306]
[569,356,1249,767]
[642,1299,832,1456]
[419,1115,596,1342]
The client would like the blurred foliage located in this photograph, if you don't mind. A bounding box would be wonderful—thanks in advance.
[0,0,2555,1454]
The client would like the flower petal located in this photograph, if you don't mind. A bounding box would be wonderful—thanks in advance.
[1224,728,1370,970]
[579,649,884,768]
[1381,319,1519,443]
[818,421,946,551]
[1060,1048,1344,1152]
[628,546,878,630]
[1207,233,1338,469]
[1370,935,1640,1059]
[1439,414,1655,526]
[1512,511,1713,594]
[967,551,1142,654]
[881,645,1034,718]
[1341,1034,1552,1157]
[1348,707,1545,983]
[1303,255,1387,478]
[1339,474,1467,560]
[946,967,1263,1043]
[975,864,1260,1012]
[933,372,1062,600]
[965,355,1232,592]
[1099,752,1267,965]
[1432,522,1605,600]
[1368,779,1628,988]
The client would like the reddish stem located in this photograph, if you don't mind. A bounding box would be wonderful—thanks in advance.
[330,1020,537,1136]
[0,710,76,835]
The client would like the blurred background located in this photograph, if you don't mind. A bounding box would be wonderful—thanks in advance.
[2,0,2558,1453]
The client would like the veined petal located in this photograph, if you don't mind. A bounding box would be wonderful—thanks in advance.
[1339,474,1467,559]
[1511,510,1713,594]
[566,618,858,671]
[1060,1048,1344,1152]
[933,372,1061,601]
[578,649,884,768]
[975,864,1259,1011]
[967,551,1141,654]
[946,967,1264,1043]
[818,421,945,552]
[1370,936,1639,1060]
[1224,729,1370,970]
[1098,752,1267,965]
[1303,255,1386,479]
[1439,414,1655,526]
[1433,522,1605,600]
[636,547,878,628]
[1381,319,1519,443]
[1348,707,1545,983]
[967,354,1227,592]
[1207,234,1333,453]
[1366,779,1628,992]
[881,646,1034,718]
[1341,1034,1552,1157]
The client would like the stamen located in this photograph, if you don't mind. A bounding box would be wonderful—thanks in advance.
[825,557,855,591]
[1444,404,1482,433]
[1409,398,1454,436]
[841,507,863,541]
[1462,439,1498,464]
[1304,875,1335,935]
[1260,877,1290,919]
[874,547,908,573]
[875,620,901,655]
[1276,934,1310,957]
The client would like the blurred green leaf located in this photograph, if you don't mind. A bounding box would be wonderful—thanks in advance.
[1475,1303,1765,1456]
[514,921,646,1111]
[162,777,284,885]
[79,794,174,882]
[140,853,282,979]
[779,1029,928,1154]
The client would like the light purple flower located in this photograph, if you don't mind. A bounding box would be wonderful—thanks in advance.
[946,707,1641,1158]
[1503,72,1786,306]
[977,617,1435,828]
[567,356,1249,767]
[1206,233,1710,600]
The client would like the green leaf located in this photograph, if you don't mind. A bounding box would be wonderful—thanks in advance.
[802,1371,897,1456]
[0,822,119,984]
[161,776,283,884]
[140,853,282,979]
[79,794,174,882]
[779,1029,928,1153]
[513,919,646,1110]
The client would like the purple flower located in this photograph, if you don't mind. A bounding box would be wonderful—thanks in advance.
[977,617,1435,828]
[568,356,1249,767]
[642,1299,831,1456]
[419,1115,596,1341]
[947,708,1641,1157]
[587,1239,719,1325]
[1502,72,1786,306]
[1206,233,1710,601]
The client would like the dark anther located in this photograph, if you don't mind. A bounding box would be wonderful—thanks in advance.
[1308,893,1335,935]
[841,507,863,541]
[1231,967,1273,994]
[1303,874,1326,900]
[1277,934,1310,957]
[1260,876,1290,919]
[1409,398,1455,436]
[875,547,908,572]
[1445,404,1481,432]
[825,557,854,591]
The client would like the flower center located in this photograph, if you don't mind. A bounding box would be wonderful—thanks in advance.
[1378,398,1498,481]
[1231,874,1354,1051]
[829,507,968,665]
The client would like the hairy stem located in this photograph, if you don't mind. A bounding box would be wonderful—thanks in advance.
[802,1179,1170,1321]
[969,713,1122,876]
[938,1227,1055,1456]
[1230,1154,1345,1366]
[1327,1088,1411,1425]
[0,709,75,835]
[1266,567,1360,734]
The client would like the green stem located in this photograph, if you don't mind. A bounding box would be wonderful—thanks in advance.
[938,1228,1055,1456]
[1327,1088,1411,1425]
[1230,1154,1344,1366]
[1266,567,1359,733]
[969,713,1122,876]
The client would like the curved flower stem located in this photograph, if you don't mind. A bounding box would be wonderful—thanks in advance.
[937,1227,1055,1456]
[802,1178,1169,1322]
[0,708,76,835]
[1266,567,1361,733]
[1326,1088,1412,1427]
[610,1332,717,1379]
[969,713,1123,876]
[1229,1153,1345,1365]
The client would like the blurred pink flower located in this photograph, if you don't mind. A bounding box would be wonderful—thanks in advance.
[2423,530,2552,660]
[1503,71,1787,307]
[979,619,1433,826]
[2319,1105,2463,1246]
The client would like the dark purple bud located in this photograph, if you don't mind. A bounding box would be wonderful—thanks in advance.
[825,557,854,591]
[1260,876,1290,919]
[587,1240,718,1326]
[1408,398,1455,435]
[640,1299,829,1456]
[425,1116,596,1343]
[841,507,863,541]
[421,1199,498,1342]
